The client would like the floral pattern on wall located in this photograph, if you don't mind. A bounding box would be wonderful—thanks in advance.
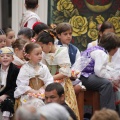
[48,0,120,51]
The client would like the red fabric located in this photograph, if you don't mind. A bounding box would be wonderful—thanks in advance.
[24,22,28,27]
[32,21,42,29]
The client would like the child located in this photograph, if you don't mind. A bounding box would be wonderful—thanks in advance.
[55,22,84,94]
[32,22,49,40]
[0,29,6,48]
[20,0,41,29]
[87,21,120,80]
[12,38,27,68]
[17,27,35,43]
[14,43,53,108]
[80,32,120,110]
[87,21,115,48]
[36,30,80,120]
[3,28,15,47]
[0,47,19,120]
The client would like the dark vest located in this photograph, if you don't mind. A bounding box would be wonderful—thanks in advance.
[58,41,78,66]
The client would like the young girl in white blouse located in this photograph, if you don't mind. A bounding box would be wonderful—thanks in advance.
[36,30,80,120]
[12,38,27,68]
[14,43,53,108]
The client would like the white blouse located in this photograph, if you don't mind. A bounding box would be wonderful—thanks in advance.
[14,62,53,98]
[87,40,98,48]
[87,40,120,68]
[42,45,71,77]
[91,50,120,80]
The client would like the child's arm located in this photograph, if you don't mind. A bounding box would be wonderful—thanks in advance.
[54,63,71,81]
[53,73,66,80]
[24,89,39,95]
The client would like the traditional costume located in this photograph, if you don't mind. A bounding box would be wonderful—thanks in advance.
[57,40,81,85]
[20,10,41,29]
[80,46,116,109]
[14,62,53,108]
[42,45,80,120]
[0,47,19,119]
[12,55,26,68]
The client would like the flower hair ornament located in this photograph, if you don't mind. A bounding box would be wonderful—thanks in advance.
[43,29,56,40]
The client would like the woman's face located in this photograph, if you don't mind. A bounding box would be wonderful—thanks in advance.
[6,31,15,47]
[38,42,52,54]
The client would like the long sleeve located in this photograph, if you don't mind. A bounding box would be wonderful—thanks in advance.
[0,63,20,99]
[27,18,37,29]
[14,63,53,98]
[43,46,71,77]
[71,49,81,77]
[91,50,112,79]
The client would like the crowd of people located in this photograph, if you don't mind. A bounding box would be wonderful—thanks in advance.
[0,0,120,120]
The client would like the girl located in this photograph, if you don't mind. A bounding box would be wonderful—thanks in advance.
[14,43,53,108]
[3,28,15,47]
[0,29,6,48]
[20,0,41,29]
[80,32,120,110]
[12,38,27,68]
[32,22,49,40]
[87,21,115,48]
[17,27,35,43]
[36,30,80,120]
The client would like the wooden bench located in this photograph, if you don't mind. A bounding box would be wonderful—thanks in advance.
[77,90,100,120]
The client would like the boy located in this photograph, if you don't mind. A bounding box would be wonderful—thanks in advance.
[0,47,19,120]
[56,22,85,95]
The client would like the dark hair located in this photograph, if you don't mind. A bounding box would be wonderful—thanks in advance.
[56,22,72,34]
[18,27,35,39]
[25,43,40,54]
[25,0,38,9]
[37,29,56,44]
[45,83,64,97]
[98,32,120,52]
[3,28,13,36]
[0,29,5,35]
[33,22,49,34]
[12,38,27,50]
[98,21,115,42]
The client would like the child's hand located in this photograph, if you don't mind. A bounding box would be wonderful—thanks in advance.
[0,95,8,102]
[70,70,80,80]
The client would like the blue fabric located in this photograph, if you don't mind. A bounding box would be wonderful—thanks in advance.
[58,41,77,65]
